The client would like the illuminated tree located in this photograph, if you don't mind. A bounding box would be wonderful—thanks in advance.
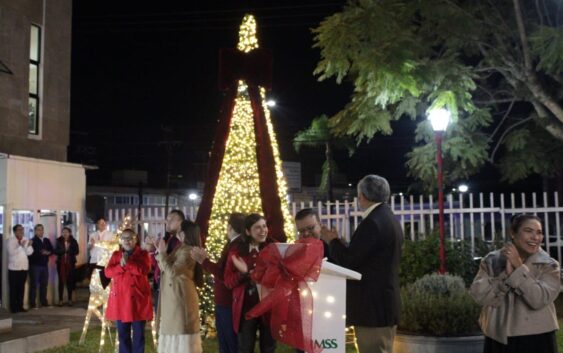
[196,14,295,322]
[313,0,563,187]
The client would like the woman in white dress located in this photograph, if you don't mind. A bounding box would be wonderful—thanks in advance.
[156,220,204,353]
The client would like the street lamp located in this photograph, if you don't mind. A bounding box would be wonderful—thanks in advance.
[428,108,451,275]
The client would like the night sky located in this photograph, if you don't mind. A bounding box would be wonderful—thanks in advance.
[68,1,542,193]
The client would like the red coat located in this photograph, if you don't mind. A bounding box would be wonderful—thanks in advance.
[104,246,153,322]
[224,243,269,333]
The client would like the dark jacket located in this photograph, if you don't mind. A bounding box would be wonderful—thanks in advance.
[201,235,243,307]
[322,240,333,262]
[329,203,403,327]
[54,236,79,265]
[28,236,54,267]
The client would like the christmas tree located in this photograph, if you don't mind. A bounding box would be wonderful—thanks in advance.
[196,14,295,321]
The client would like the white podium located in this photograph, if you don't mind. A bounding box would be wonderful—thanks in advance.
[275,243,362,353]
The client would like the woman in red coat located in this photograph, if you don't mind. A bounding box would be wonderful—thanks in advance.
[224,213,276,353]
[105,229,153,353]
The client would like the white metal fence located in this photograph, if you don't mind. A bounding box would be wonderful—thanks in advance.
[107,192,563,263]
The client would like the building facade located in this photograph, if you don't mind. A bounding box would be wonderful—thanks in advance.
[0,0,86,310]
[0,0,72,161]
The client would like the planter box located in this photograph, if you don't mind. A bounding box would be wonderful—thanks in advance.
[393,333,484,353]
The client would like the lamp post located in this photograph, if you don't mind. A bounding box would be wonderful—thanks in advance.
[428,108,451,275]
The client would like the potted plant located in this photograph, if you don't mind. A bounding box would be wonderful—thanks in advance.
[394,234,490,353]
[394,273,483,353]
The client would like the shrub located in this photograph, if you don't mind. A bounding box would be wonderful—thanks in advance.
[399,274,481,336]
[400,232,490,286]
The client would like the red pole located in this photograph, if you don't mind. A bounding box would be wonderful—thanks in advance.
[436,132,446,274]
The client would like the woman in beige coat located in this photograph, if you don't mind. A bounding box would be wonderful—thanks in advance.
[156,220,204,353]
[470,214,560,353]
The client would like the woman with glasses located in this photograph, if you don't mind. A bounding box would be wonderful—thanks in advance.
[105,229,153,353]
[470,214,560,353]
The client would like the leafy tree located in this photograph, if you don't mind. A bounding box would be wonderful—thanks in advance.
[313,0,563,188]
[293,114,354,200]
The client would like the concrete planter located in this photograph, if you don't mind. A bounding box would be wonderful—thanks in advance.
[393,333,484,353]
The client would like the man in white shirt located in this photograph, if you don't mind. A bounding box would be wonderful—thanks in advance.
[88,217,114,275]
[7,224,34,313]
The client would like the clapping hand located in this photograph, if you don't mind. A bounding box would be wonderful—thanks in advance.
[232,255,248,274]
[320,225,338,243]
[120,252,129,267]
[501,243,522,275]
[157,238,167,254]
[190,247,209,264]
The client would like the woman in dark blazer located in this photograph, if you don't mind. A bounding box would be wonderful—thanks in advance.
[54,227,79,306]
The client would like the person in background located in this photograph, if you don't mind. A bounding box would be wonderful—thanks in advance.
[224,213,276,353]
[88,217,114,275]
[191,212,245,353]
[7,224,34,313]
[151,209,186,313]
[105,229,153,353]
[156,220,203,353]
[55,227,79,306]
[163,210,185,253]
[470,214,560,353]
[28,224,53,309]
[321,175,404,353]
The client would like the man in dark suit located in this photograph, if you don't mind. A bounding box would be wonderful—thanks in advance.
[321,175,403,353]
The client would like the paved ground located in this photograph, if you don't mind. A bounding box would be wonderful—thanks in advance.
[0,287,101,343]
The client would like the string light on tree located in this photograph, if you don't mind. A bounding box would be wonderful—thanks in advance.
[237,14,259,53]
[199,14,296,322]
[261,87,295,239]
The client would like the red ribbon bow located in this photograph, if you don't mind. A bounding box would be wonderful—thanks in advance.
[246,238,324,353]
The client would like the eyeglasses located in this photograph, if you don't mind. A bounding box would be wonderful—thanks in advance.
[121,237,134,242]
[297,224,317,235]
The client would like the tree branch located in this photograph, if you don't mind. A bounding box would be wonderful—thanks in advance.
[489,99,516,142]
[534,0,545,27]
[530,99,563,141]
[490,117,533,163]
[513,0,563,123]
[475,98,517,105]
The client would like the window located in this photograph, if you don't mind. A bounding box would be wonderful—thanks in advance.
[28,25,41,135]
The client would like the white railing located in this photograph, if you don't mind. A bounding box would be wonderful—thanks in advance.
[107,192,563,263]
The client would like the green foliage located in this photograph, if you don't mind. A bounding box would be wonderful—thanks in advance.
[499,125,563,183]
[399,274,481,336]
[400,232,490,286]
[530,26,563,76]
[313,0,563,187]
[293,115,355,198]
[293,114,355,155]
[406,110,491,191]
